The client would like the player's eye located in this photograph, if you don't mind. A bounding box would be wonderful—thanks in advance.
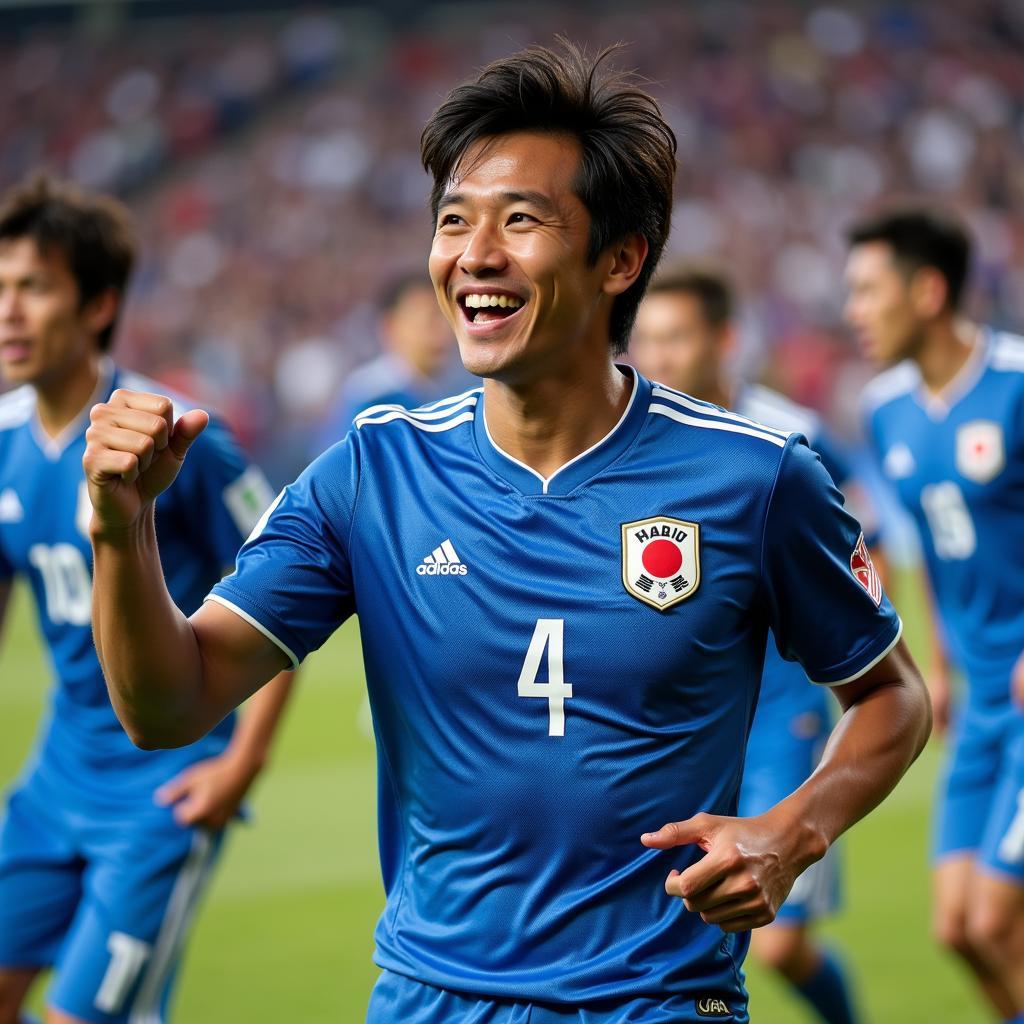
[507,212,536,225]
[439,213,464,228]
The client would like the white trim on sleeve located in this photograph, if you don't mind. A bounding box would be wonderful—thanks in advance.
[809,618,904,687]
[203,594,300,670]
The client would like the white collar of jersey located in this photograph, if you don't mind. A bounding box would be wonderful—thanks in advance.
[30,356,116,461]
[475,366,645,496]
[915,325,989,422]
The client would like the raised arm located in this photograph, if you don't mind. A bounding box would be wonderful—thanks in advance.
[84,390,289,749]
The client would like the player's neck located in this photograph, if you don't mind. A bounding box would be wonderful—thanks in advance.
[33,353,103,439]
[914,318,979,397]
[483,361,632,480]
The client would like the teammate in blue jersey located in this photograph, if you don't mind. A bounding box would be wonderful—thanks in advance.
[312,271,469,457]
[84,43,929,1024]
[632,265,875,1024]
[848,207,1024,1023]
[0,176,295,1024]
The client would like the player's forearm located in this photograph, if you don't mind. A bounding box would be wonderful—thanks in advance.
[771,650,931,856]
[223,669,296,773]
[90,507,207,749]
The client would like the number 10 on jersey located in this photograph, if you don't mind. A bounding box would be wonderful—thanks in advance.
[518,619,572,737]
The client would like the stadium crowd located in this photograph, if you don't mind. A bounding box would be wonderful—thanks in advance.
[2,0,1023,478]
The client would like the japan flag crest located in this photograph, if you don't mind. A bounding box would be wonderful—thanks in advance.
[622,516,700,611]
[956,420,1004,484]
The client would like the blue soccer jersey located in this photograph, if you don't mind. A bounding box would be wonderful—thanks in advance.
[0,359,273,801]
[210,367,900,1013]
[863,329,1024,700]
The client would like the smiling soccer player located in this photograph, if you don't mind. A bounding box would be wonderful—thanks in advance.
[83,43,930,1024]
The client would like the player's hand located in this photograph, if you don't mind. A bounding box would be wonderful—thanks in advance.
[1012,649,1024,710]
[154,750,262,830]
[83,389,209,536]
[640,811,819,932]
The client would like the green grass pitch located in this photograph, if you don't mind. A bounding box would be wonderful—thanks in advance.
[0,578,978,1022]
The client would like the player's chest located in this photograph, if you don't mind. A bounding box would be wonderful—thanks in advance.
[351,475,766,675]
[0,446,92,568]
[0,444,94,627]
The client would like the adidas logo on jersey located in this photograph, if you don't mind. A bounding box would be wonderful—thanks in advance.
[416,539,468,576]
[0,488,23,523]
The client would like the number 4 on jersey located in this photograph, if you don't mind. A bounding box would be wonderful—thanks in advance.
[518,619,572,737]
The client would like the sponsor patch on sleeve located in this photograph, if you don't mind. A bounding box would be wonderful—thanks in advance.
[850,531,882,606]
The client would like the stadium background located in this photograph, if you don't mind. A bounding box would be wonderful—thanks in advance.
[0,0,1020,1019]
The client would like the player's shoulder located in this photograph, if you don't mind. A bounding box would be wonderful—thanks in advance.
[350,385,482,449]
[0,385,34,434]
[647,380,795,454]
[988,328,1024,376]
[737,383,821,442]
[860,360,920,416]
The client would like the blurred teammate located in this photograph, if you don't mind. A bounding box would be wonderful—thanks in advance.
[848,207,1024,1023]
[312,270,467,452]
[0,176,295,1024]
[84,43,928,1024]
[632,266,868,1024]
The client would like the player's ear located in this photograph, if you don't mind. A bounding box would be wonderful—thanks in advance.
[601,233,648,298]
[909,266,948,320]
[82,287,120,339]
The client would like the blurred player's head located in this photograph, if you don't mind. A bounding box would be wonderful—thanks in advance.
[421,40,676,382]
[0,174,134,388]
[844,207,971,365]
[631,265,735,399]
[378,271,454,378]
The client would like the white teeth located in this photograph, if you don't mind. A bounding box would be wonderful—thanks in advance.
[462,293,523,310]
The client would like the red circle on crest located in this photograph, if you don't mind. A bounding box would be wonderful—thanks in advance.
[642,538,683,578]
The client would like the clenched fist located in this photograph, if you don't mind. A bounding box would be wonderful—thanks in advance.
[83,389,209,537]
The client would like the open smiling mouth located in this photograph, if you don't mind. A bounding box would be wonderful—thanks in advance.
[458,292,526,325]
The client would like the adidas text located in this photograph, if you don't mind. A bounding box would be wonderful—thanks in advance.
[416,562,468,576]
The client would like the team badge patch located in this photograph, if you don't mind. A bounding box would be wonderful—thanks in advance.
[622,516,700,611]
[956,419,1004,484]
[850,532,882,606]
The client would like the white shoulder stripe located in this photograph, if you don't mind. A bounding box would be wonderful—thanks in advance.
[651,386,791,441]
[0,386,34,430]
[861,362,919,411]
[356,394,478,425]
[650,403,788,447]
[991,332,1024,373]
[355,409,475,432]
[741,385,819,439]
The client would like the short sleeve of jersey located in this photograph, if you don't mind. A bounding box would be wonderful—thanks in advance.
[812,427,880,549]
[761,436,902,685]
[165,415,275,570]
[206,441,358,668]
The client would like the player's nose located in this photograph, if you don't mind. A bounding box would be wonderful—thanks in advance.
[457,221,508,276]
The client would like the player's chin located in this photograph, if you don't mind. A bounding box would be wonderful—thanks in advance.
[456,336,523,379]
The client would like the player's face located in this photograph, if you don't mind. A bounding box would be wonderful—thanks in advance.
[631,292,725,398]
[0,236,97,387]
[844,242,922,365]
[386,284,454,378]
[429,131,614,383]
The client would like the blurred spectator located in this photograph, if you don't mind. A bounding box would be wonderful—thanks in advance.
[311,270,471,457]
